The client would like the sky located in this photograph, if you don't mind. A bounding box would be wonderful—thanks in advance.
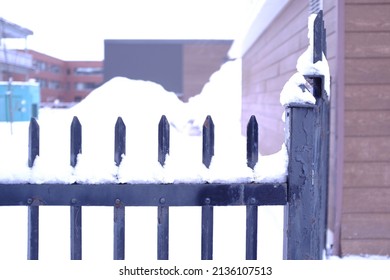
[2,0,263,61]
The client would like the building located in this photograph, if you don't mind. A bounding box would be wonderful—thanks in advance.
[104,40,232,101]
[234,0,390,256]
[0,17,33,81]
[1,18,103,106]
[25,50,103,105]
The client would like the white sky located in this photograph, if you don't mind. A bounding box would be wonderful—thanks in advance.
[2,0,262,61]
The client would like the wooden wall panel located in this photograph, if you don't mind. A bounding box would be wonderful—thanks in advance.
[346,4,390,32]
[346,32,390,58]
[344,162,390,188]
[344,111,390,136]
[343,188,390,213]
[341,239,390,256]
[345,137,390,162]
[342,213,390,239]
[345,85,390,110]
[345,58,390,84]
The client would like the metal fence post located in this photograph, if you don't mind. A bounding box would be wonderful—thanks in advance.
[283,77,329,259]
[283,10,330,260]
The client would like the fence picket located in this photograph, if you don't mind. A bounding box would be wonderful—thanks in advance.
[27,203,39,260]
[157,115,170,259]
[201,201,213,260]
[313,10,325,63]
[28,118,39,168]
[158,115,170,166]
[246,116,259,259]
[113,117,126,259]
[114,199,125,260]
[70,116,82,168]
[246,115,258,169]
[202,115,214,168]
[201,115,215,259]
[114,117,126,166]
[27,118,40,260]
[246,204,258,260]
[70,116,82,259]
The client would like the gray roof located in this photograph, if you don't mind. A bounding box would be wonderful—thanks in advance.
[0,17,33,38]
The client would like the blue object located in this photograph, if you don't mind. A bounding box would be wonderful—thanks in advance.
[0,81,40,122]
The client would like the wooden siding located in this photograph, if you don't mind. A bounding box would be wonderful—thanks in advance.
[342,0,390,256]
[242,0,309,155]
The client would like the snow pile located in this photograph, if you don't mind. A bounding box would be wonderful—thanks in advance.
[0,59,288,184]
[280,13,330,106]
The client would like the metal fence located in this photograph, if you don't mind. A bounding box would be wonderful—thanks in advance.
[0,11,329,260]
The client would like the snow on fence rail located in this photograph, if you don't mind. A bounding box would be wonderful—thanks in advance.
[0,11,330,260]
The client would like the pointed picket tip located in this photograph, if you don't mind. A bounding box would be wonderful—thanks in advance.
[70,116,82,167]
[28,118,40,168]
[158,115,170,166]
[115,117,126,166]
[246,115,258,170]
[202,115,215,168]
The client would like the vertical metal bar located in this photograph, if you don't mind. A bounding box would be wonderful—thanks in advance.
[313,10,324,63]
[157,205,169,260]
[70,205,82,260]
[157,115,170,259]
[201,203,213,260]
[28,118,39,168]
[114,117,126,166]
[246,205,258,260]
[114,200,125,260]
[27,204,39,260]
[202,115,214,168]
[70,116,82,168]
[246,115,259,259]
[70,116,82,260]
[28,118,39,260]
[114,118,126,259]
[158,115,170,166]
[201,116,214,259]
[246,115,258,169]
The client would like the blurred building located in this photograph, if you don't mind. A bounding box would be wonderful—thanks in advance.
[1,17,103,107]
[0,17,33,81]
[27,50,103,105]
[104,40,233,101]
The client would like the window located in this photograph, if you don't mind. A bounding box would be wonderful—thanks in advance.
[73,67,103,76]
[50,64,61,74]
[34,60,47,71]
[75,82,99,91]
[35,78,47,88]
[48,80,61,89]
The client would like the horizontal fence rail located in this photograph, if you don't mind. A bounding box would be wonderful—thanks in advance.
[0,183,287,207]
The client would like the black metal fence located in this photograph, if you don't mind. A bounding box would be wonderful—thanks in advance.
[0,12,329,260]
